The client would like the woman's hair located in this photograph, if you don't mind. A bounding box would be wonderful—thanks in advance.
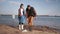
[20,4,23,8]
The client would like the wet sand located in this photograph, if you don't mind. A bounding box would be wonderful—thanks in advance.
[0,24,60,34]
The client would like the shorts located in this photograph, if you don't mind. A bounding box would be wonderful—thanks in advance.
[18,15,26,24]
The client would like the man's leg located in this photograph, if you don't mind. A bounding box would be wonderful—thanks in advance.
[28,16,34,31]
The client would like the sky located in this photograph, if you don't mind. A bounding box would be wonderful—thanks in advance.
[0,0,60,15]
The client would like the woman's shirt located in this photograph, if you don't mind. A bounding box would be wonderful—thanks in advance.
[20,8,24,16]
[18,8,24,16]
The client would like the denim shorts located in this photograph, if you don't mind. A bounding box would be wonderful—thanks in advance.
[18,15,26,24]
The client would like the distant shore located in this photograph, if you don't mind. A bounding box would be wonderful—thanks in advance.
[0,14,60,17]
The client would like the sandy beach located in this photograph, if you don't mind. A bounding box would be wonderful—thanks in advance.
[0,24,60,34]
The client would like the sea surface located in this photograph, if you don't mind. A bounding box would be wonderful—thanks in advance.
[0,15,60,29]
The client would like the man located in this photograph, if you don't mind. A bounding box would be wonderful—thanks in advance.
[26,5,36,31]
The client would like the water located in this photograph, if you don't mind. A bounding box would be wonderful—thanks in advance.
[34,16,60,29]
[0,15,60,29]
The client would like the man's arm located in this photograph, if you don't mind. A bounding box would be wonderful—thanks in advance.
[33,8,37,17]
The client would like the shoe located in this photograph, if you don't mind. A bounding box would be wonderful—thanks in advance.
[29,27,32,31]
[22,29,28,32]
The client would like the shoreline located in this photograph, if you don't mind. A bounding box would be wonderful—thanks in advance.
[9,25,60,34]
[0,24,60,34]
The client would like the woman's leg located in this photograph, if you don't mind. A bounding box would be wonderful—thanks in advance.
[18,16,22,30]
[21,16,25,30]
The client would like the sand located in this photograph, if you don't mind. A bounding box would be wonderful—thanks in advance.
[0,24,60,34]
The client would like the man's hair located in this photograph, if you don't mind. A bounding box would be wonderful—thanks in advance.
[27,5,30,7]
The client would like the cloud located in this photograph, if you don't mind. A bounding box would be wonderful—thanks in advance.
[45,0,48,2]
[56,0,58,2]
[8,1,20,6]
[0,0,6,2]
[0,5,4,10]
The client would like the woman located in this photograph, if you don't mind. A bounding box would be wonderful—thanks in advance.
[26,5,36,31]
[18,4,26,31]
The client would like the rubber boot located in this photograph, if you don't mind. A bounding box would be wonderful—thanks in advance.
[19,25,21,30]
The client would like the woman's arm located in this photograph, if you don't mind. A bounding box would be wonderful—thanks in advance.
[18,8,21,16]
